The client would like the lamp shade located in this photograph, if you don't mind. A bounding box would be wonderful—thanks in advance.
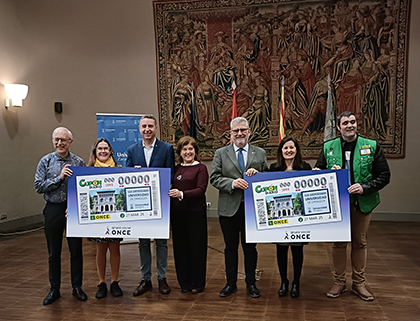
[5,84,29,107]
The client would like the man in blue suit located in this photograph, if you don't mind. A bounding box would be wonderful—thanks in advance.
[126,115,175,296]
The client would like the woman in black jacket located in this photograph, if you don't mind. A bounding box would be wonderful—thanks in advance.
[268,137,311,299]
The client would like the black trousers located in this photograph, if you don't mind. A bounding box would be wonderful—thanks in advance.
[171,211,207,292]
[276,244,304,284]
[219,202,257,287]
[43,202,83,291]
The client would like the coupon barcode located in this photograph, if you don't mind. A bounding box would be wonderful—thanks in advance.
[328,183,338,219]
[256,199,266,225]
[152,181,159,216]
[80,193,89,220]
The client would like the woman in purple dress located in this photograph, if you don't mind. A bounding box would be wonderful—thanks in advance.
[169,136,209,293]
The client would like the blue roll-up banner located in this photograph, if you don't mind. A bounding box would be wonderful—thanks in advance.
[96,113,145,167]
[244,169,351,243]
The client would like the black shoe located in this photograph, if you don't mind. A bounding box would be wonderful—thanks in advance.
[246,284,261,298]
[278,280,289,297]
[110,281,123,297]
[95,282,107,299]
[291,283,300,298]
[219,284,237,297]
[158,278,171,294]
[133,280,152,296]
[72,287,88,301]
[43,289,60,305]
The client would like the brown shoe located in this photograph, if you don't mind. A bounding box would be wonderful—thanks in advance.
[133,280,152,296]
[352,284,374,301]
[326,284,347,298]
[158,278,171,294]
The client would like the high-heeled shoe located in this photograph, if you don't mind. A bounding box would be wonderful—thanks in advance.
[278,280,289,297]
[291,282,300,298]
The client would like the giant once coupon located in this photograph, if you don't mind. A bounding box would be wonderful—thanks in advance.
[244,169,351,243]
[66,166,171,239]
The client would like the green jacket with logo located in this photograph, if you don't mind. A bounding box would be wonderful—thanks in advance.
[316,136,391,213]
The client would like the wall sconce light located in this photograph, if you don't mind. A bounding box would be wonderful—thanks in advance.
[4,84,29,108]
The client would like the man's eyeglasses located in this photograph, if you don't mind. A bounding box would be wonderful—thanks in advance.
[53,138,71,143]
[231,128,249,134]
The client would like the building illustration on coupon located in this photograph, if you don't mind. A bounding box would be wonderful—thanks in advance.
[91,189,123,214]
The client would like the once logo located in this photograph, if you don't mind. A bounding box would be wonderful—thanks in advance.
[290,233,311,240]
[111,229,131,236]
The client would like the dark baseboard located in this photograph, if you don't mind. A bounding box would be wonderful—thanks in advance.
[371,212,420,222]
[0,214,43,234]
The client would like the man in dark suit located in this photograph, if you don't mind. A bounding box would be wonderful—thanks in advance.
[210,117,268,298]
[126,115,175,296]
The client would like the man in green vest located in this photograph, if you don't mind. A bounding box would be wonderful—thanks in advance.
[315,111,390,301]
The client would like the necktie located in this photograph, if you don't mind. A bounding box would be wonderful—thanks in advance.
[238,148,245,173]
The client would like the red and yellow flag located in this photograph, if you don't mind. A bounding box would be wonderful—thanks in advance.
[232,80,237,120]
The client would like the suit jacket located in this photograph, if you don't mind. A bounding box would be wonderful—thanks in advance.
[210,144,268,217]
[126,139,175,178]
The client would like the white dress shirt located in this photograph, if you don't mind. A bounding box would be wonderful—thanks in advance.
[143,138,156,167]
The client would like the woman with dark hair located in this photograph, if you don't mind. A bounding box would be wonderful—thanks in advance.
[168,136,208,293]
[87,138,123,298]
[269,137,311,298]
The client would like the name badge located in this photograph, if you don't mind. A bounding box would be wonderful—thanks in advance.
[360,147,371,155]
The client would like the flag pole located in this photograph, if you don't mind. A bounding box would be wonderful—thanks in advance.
[230,80,237,144]
[278,77,286,144]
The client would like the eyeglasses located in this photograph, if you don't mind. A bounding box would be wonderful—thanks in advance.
[231,128,249,134]
[53,138,71,143]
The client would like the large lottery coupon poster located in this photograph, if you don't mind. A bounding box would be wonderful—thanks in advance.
[244,170,351,243]
[66,166,171,239]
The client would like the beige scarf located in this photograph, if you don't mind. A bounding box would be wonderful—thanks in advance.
[94,157,116,167]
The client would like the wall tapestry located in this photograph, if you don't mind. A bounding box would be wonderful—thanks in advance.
[154,0,409,158]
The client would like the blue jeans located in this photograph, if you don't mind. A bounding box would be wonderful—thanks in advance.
[138,238,167,280]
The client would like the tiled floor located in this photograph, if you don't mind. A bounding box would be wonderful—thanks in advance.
[1,218,420,320]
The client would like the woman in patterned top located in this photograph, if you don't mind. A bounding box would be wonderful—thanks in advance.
[87,138,123,299]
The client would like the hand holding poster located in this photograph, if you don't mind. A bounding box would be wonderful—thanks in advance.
[244,169,351,243]
[66,166,170,239]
